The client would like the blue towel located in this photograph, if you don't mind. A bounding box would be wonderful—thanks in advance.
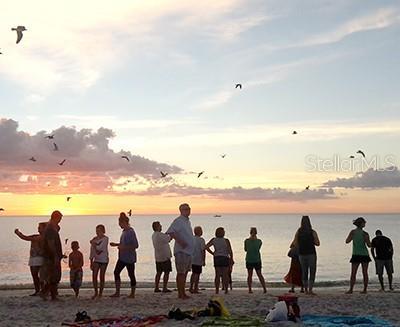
[302,314,394,327]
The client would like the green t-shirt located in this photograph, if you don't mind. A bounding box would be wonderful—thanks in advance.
[352,228,369,256]
[245,238,262,263]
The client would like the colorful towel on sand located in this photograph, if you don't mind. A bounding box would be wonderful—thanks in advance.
[62,315,166,327]
[302,314,394,327]
[201,316,263,326]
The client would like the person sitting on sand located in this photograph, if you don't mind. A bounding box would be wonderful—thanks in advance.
[151,221,172,293]
[284,244,304,293]
[90,224,109,299]
[41,210,63,301]
[189,226,206,294]
[244,227,267,294]
[69,241,84,297]
[371,230,394,292]
[291,215,320,295]
[166,203,194,299]
[110,212,139,298]
[14,222,47,296]
[345,217,371,294]
[205,227,234,294]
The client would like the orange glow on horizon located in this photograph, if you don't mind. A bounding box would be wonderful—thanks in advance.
[1,188,400,216]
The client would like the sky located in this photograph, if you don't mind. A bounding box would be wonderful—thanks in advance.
[1,0,400,215]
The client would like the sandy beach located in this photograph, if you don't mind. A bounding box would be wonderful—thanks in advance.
[0,285,398,326]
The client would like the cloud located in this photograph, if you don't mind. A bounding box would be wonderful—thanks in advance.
[144,119,400,148]
[56,115,195,130]
[194,54,342,111]
[134,183,336,202]
[323,166,400,189]
[302,7,400,47]
[0,118,181,193]
[0,0,267,96]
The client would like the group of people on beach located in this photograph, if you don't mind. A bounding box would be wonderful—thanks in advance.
[284,216,394,295]
[14,205,394,301]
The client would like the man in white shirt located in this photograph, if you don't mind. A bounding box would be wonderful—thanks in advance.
[151,221,172,293]
[166,203,194,299]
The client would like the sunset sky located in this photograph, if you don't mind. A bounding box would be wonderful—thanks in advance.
[1,0,400,215]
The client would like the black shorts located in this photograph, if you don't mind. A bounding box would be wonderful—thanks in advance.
[214,256,230,267]
[192,264,202,274]
[350,255,371,263]
[246,261,262,271]
[156,259,172,273]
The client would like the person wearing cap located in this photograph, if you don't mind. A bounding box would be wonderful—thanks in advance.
[345,217,371,294]
[371,230,394,291]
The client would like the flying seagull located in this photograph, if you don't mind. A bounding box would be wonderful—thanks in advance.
[305,185,310,190]
[292,131,298,135]
[127,209,132,216]
[53,143,58,151]
[58,159,66,166]
[356,150,366,158]
[197,171,205,178]
[121,156,130,162]
[160,171,168,178]
[45,135,54,139]
[11,26,27,44]
[66,196,71,202]
[29,157,36,162]
[221,154,226,158]
[235,83,242,89]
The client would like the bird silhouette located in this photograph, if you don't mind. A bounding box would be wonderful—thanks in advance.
[235,84,242,89]
[53,143,58,151]
[127,209,132,216]
[160,171,168,178]
[349,155,355,159]
[0,49,2,55]
[0,208,4,211]
[11,26,27,44]
[197,171,205,178]
[292,131,298,135]
[221,154,226,158]
[58,159,66,166]
[121,156,130,162]
[29,157,36,162]
[45,135,54,139]
[66,196,71,202]
[305,186,310,190]
[357,150,366,158]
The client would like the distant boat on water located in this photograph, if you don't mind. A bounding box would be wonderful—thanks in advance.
[214,214,222,218]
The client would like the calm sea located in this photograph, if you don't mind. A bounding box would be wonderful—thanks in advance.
[0,214,398,286]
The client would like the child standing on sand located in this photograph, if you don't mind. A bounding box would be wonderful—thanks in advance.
[69,241,84,297]
[90,225,109,299]
[189,226,206,294]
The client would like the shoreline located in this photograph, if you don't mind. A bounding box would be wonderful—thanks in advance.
[0,279,396,290]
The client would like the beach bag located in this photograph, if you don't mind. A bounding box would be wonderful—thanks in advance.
[265,301,288,322]
[74,311,91,323]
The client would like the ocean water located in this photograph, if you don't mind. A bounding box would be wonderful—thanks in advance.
[0,214,398,286]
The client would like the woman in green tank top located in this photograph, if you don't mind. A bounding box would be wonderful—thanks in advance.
[244,227,267,294]
[345,217,371,294]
